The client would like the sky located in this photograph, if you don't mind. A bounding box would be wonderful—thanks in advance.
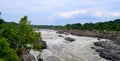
[0,0,120,25]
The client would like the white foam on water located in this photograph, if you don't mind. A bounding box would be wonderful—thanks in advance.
[37,29,109,61]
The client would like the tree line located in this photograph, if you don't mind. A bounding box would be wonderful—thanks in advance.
[35,19,120,32]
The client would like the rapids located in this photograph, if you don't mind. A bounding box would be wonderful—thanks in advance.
[39,29,109,61]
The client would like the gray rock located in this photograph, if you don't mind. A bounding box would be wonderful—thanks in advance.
[93,41,120,61]
[56,31,65,34]
[23,53,36,61]
[58,35,63,37]
[65,37,75,42]
[44,56,61,61]
[39,41,47,49]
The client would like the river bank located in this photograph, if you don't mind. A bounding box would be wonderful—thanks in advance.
[63,30,120,44]
[56,30,120,61]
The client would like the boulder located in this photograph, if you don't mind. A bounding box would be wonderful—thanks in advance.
[99,52,120,61]
[99,51,112,60]
[22,53,35,61]
[94,47,107,53]
[94,42,102,47]
[56,31,65,34]
[110,53,120,60]
[58,35,63,37]
[56,30,69,35]
[93,41,120,61]
[65,37,75,42]
[39,41,47,49]
[64,32,69,35]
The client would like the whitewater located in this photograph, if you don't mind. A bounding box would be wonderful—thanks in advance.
[31,29,109,61]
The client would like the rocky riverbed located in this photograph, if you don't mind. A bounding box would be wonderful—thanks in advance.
[93,40,120,61]
[39,29,109,61]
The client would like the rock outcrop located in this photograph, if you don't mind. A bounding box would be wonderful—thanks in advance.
[93,41,120,61]
[39,40,47,49]
[56,30,69,35]
[22,53,36,61]
[61,30,120,45]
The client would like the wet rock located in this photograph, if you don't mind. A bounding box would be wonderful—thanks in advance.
[94,41,112,48]
[44,56,61,61]
[56,31,65,34]
[65,37,75,42]
[99,51,112,60]
[64,32,69,35]
[39,41,47,49]
[91,46,95,49]
[93,41,120,61]
[99,52,120,61]
[111,53,120,60]
[94,47,107,53]
[94,42,102,47]
[56,30,69,35]
[97,38,101,40]
[58,35,63,37]
[22,53,35,61]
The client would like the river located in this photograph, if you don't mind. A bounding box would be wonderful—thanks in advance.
[38,29,109,61]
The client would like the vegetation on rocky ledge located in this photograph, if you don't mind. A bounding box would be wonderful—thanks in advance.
[0,16,42,61]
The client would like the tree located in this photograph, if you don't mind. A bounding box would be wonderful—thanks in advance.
[0,19,4,24]
[0,22,18,49]
[17,16,41,48]
[0,19,4,29]
[0,38,19,61]
[16,16,41,58]
[0,16,42,60]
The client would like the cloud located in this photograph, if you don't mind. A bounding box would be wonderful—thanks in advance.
[0,0,120,25]
[58,10,88,18]
[93,12,103,17]
[110,12,120,17]
[93,11,120,17]
[57,10,120,19]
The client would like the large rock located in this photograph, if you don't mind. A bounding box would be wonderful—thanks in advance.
[99,52,120,61]
[56,31,65,34]
[22,53,36,61]
[99,51,112,60]
[39,40,47,49]
[93,41,120,61]
[56,30,69,35]
[64,32,69,35]
[65,37,75,42]
[58,35,63,37]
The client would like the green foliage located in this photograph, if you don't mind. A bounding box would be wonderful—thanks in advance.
[0,22,21,50]
[0,16,42,60]
[34,19,120,32]
[17,16,41,51]
[0,19,4,25]
[62,19,120,31]
[33,44,42,51]
[0,19,4,29]
[0,38,19,61]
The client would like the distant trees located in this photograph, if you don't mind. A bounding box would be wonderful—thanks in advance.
[32,19,120,32]
[64,23,82,30]
[0,19,4,29]
[62,19,120,31]
[0,19,4,24]
[34,19,120,32]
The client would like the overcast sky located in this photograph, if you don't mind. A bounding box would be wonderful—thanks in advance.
[0,0,120,25]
